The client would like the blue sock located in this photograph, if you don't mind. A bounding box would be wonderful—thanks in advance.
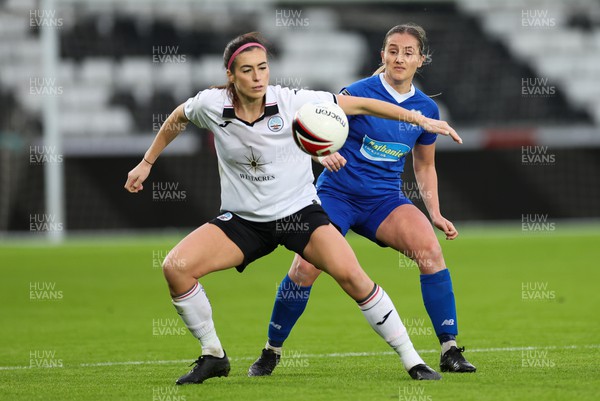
[420,269,458,344]
[267,274,312,347]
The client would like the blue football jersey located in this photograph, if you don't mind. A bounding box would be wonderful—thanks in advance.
[316,74,439,197]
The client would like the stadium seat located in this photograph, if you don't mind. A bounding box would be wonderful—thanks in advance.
[115,57,155,91]
[59,84,111,111]
[79,58,115,86]
[59,107,133,136]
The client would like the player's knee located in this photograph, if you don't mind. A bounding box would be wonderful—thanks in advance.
[289,257,321,285]
[162,250,187,281]
[332,263,368,289]
[418,242,444,273]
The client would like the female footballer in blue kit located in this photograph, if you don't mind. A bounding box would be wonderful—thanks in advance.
[124,32,462,384]
[249,24,476,376]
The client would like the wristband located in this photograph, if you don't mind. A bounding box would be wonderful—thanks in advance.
[143,157,154,166]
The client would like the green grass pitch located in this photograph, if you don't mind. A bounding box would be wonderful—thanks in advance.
[1,225,599,401]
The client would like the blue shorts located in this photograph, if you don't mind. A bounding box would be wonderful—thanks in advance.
[318,188,413,246]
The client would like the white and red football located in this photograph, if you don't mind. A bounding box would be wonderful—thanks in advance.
[292,101,349,156]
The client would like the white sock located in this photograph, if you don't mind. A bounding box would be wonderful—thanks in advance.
[441,340,457,355]
[172,282,224,358]
[358,284,425,370]
[265,341,282,356]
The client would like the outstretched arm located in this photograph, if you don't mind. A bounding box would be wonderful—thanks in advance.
[336,95,462,144]
[413,143,458,240]
[124,103,189,193]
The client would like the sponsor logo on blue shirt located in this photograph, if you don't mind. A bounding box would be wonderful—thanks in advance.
[359,135,411,162]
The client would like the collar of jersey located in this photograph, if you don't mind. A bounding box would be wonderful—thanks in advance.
[222,86,279,126]
[378,73,415,104]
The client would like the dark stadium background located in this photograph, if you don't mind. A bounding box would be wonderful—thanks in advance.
[1,0,598,234]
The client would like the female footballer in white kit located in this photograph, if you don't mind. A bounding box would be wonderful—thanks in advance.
[124,32,461,384]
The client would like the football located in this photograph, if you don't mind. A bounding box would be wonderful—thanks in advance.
[292,101,349,156]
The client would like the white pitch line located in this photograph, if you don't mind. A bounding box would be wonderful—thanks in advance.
[1,344,598,371]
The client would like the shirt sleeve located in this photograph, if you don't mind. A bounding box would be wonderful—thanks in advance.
[289,88,337,112]
[416,105,440,145]
[338,87,355,123]
[339,79,363,97]
[183,90,209,129]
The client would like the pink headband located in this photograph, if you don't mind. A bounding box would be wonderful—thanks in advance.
[227,42,266,70]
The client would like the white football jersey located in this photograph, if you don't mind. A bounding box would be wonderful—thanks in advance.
[184,85,337,222]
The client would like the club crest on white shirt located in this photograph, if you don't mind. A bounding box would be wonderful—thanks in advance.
[267,116,284,132]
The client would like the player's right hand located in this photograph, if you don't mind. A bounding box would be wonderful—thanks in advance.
[432,215,459,240]
[124,161,151,193]
[320,152,347,172]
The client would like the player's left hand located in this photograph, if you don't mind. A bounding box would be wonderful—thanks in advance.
[432,215,458,240]
[420,117,462,144]
[320,152,347,172]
